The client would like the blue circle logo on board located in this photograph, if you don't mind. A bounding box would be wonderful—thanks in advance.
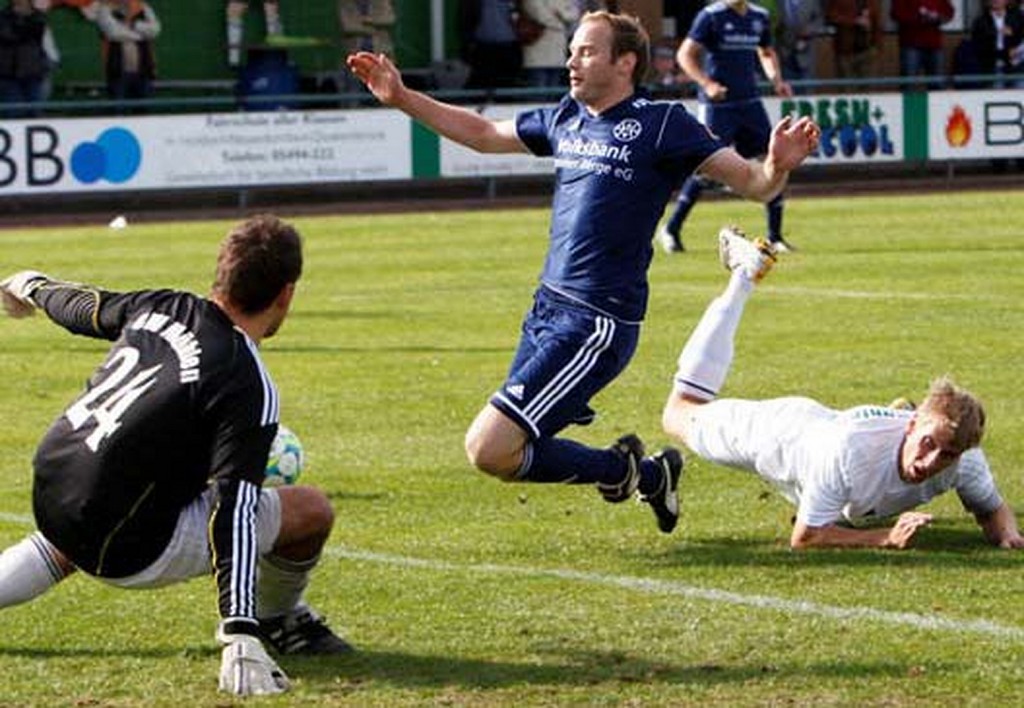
[70,127,142,184]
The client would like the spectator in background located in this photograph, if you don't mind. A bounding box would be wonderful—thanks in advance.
[650,42,683,94]
[825,0,882,89]
[0,0,50,116]
[970,0,1024,88]
[226,1,283,68]
[460,0,522,90]
[339,0,395,56]
[776,0,823,92]
[890,0,954,88]
[95,0,159,103]
[663,1,704,42]
[338,0,395,98]
[39,11,58,101]
[576,0,617,13]
[522,0,579,88]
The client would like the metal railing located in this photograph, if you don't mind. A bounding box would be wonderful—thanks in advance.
[1,72,1018,120]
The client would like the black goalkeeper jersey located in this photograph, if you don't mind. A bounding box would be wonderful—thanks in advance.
[30,282,278,627]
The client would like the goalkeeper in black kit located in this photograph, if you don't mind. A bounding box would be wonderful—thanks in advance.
[0,214,350,696]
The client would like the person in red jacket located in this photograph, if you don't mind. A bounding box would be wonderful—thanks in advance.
[890,0,954,86]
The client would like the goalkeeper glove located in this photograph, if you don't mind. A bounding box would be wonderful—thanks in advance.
[0,270,49,318]
[217,626,290,696]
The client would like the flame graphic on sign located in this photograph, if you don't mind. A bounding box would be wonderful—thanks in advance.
[945,106,972,147]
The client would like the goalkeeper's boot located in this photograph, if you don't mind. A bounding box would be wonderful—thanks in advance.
[718,225,776,282]
[598,434,644,503]
[260,605,354,655]
[639,448,684,534]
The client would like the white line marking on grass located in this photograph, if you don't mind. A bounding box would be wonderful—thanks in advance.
[1,509,1016,641]
[332,547,1024,642]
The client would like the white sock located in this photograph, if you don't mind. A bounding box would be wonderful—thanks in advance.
[256,553,315,620]
[673,271,753,400]
[0,532,70,608]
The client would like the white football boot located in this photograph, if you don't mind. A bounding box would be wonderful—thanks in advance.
[718,225,776,282]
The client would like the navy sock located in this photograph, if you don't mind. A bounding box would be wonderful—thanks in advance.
[636,458,662,497]
[666,177,704,235]
[517,438,626,486]
[766,194,784,241]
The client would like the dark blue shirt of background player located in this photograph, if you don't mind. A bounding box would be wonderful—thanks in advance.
[515,92,725,323]
[690,1,774,104]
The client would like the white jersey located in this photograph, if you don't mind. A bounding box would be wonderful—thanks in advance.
[687,397,1003,527]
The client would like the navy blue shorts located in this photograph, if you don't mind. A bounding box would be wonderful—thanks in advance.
[490,287,640,440]
[699,99,772,158]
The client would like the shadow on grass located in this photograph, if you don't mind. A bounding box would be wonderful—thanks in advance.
[0,644,958,692]
[284,648,945,691]
[0,644,217,659]
[637,523,1022,571]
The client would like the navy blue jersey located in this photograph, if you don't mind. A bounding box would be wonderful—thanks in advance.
[516,93,725,321]
[30,282,278,628]
[689,1,773,104]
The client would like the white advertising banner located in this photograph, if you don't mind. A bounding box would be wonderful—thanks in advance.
[0,109,411,196]
[439,104,555,177]
[928,90,1024,160]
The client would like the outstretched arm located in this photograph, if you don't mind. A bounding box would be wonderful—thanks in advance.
[346,52,526,155]
[1,271,135,340]
[791,511,933,550]
[700,115,820,203]
[976,502,1024,549]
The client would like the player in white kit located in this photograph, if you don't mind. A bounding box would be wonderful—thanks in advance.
[661,226,1024,550]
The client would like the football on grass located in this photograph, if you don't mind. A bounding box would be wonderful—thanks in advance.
[265,425,304,486]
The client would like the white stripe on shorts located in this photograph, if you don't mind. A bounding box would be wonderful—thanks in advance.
[522,315,615,427]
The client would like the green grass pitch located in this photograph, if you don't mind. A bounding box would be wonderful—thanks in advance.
[1,189,1022,706]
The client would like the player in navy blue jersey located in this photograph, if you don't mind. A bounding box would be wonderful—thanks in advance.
[347,11,818,535]
[659,0,798,254]
[0,215,349,697]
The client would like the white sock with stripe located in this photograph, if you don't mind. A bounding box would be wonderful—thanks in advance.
[0,532,71,608]
[673,271,753,400]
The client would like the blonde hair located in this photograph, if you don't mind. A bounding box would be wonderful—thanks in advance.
[918,375,985,452]
[580,11,650,86]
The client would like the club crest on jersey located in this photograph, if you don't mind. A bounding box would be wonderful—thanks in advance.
[612,119,642,143]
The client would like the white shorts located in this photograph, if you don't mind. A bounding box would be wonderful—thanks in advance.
[685,396,835,491]
[102,486,282,590]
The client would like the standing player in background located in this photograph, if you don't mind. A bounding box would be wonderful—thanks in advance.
[662,225,1024,550]
[226,0,283,67]
[659,0,797,254]
[0,215,350,697]
[347,11,819,535]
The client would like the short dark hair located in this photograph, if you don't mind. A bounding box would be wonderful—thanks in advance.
[211,214,302,314]
[582,11,651,86]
